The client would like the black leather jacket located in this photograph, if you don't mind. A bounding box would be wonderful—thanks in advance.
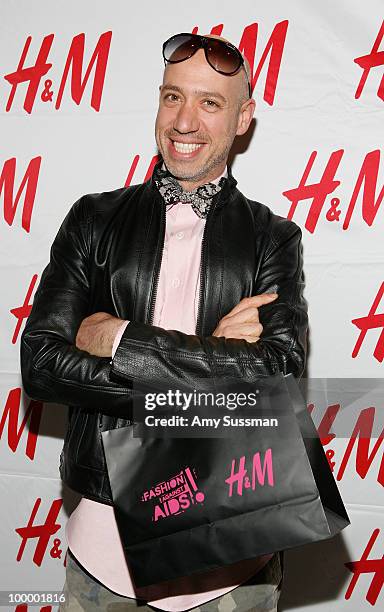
[20,163,308,504]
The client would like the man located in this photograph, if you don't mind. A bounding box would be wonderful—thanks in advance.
[21,32,308,611]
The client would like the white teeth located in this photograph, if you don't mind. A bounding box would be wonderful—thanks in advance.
[173,141,203,153]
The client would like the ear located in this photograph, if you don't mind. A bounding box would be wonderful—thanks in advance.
[236,98,256,136]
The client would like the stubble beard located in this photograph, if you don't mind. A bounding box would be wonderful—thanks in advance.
[159,133,233,186]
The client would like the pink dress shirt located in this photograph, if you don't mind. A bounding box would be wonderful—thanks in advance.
[66,176,273,610]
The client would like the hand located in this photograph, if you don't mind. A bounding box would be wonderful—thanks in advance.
[75,312,125,357]
[212,293,278,343]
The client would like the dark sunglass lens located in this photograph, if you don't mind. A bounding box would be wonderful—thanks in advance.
[206,39,241,74]
[163,35,197,62]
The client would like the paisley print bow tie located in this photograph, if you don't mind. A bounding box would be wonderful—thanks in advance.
[154,166,226,219]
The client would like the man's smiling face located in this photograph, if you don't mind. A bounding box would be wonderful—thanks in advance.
[155,45,254,191]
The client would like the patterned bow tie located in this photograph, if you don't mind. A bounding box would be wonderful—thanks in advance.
[153,166,226,219]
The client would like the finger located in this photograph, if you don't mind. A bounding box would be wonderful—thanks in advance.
[224,306,260,325]
[214,322,263,339]
[230,322,263,337]
[213,331,261,342]
[225,293,278,317]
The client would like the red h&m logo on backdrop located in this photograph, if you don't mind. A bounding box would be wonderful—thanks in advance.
[0,388,42,460]
[0,157,41,232]
[4,31,112,114]
[192,21,289,105]
[345,529,384,606]
[309,403,384,487]
[352,282,384,363]
[283,149,384,233]
[125,155,160,187]
[355,20,384,101]
[10,275,38,344]
[16,498,63,566]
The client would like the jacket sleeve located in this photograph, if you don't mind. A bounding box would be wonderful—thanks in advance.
[20,196,133,415]
[110,221,308,388]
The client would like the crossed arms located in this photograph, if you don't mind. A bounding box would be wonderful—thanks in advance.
[20,197,308,416]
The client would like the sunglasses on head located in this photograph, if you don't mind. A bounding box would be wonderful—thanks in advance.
[162,33,252,98]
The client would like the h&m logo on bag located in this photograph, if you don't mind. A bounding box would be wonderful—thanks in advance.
[225,448,275,497]
[141,467,205,522]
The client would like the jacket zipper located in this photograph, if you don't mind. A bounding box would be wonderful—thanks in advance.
[195,190,222,336]
[148,194,166,325]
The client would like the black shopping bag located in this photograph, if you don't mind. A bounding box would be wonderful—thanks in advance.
[101,373,349,587]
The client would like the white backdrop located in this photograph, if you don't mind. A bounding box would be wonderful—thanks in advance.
[0,1,383,610]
